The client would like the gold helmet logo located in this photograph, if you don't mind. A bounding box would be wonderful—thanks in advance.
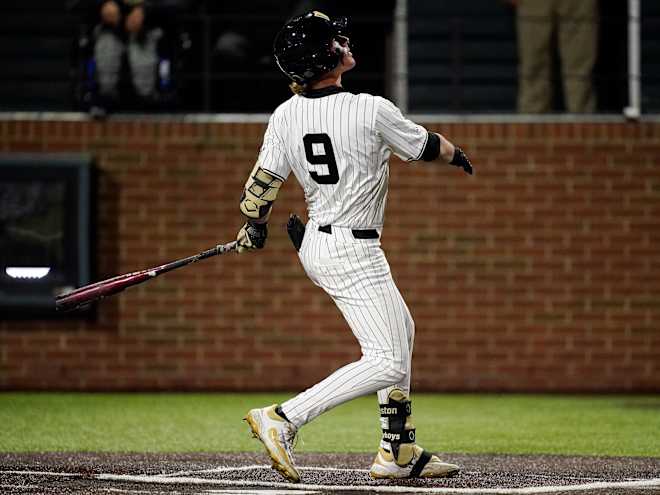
[312,11,330,21]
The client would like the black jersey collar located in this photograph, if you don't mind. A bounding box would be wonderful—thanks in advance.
[301,85,346,98]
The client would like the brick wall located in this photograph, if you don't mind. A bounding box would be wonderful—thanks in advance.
[1,119,659,392]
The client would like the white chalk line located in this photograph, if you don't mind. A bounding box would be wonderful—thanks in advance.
[3,469,660,494]
[157,466,610,485]
[0,483,41,490]
[2,470,83,478]
[162,464,370,477]
[162,464,275,477]
[98,474,660,494]
[100,488,176,494]
[205,491,321,495]
[0,467,615,486]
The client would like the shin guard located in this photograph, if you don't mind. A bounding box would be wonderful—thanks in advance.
[379,388,416,463]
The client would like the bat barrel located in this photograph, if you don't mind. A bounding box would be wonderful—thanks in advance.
[54,241,237,312]
[55,271,153,312]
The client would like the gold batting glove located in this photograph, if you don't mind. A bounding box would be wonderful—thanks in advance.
[236,221,268,253]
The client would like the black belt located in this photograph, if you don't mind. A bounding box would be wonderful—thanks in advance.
[318,224,379,239]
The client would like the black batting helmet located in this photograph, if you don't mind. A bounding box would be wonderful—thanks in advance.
[273,11,349,85]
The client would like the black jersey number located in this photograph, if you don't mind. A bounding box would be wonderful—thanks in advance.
[303,133,339,185]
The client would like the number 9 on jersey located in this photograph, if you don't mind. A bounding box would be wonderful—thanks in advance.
[303,133,339,184]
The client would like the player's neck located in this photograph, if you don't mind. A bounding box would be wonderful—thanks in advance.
[309,74,342,91]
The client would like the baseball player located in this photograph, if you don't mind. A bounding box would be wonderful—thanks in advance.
[237,11,473,483]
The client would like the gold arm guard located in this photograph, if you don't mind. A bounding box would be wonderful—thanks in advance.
[239,165,284,221]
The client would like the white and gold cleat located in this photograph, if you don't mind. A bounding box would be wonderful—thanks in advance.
[369,444,460,479]
[244,404,300,483]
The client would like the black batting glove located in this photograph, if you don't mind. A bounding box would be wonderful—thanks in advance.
[236,220,268,253]
[449,146,473,175]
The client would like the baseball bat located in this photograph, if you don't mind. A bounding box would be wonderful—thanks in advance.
[55,240,237,313]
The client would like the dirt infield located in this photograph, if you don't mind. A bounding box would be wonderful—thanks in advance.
[1,452,659,494]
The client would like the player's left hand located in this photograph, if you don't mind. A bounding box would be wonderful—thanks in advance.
[237,221,268,253]
[449,147,473,175]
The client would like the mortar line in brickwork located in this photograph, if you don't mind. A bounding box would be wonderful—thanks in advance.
[2,112,660,124]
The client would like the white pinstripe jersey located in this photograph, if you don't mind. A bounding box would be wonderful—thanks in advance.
[256,87,429,229]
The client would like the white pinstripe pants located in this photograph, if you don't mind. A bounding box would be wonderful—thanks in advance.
[281,219,415,428]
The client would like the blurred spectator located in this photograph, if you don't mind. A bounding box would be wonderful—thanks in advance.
[511,0,598,113]
[82,0,195,115]
[212,1,339,69]
[92,0,163,113]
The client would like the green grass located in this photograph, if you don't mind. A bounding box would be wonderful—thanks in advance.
[1,393,659,457]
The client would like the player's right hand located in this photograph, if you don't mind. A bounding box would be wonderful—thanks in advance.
[449,147,473,175]
[236,221,268,253]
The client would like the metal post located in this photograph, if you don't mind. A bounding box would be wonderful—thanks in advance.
[393,0,408,113]
[624,0,641,119]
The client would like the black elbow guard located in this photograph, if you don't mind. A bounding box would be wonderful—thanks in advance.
[420,132,441,161]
